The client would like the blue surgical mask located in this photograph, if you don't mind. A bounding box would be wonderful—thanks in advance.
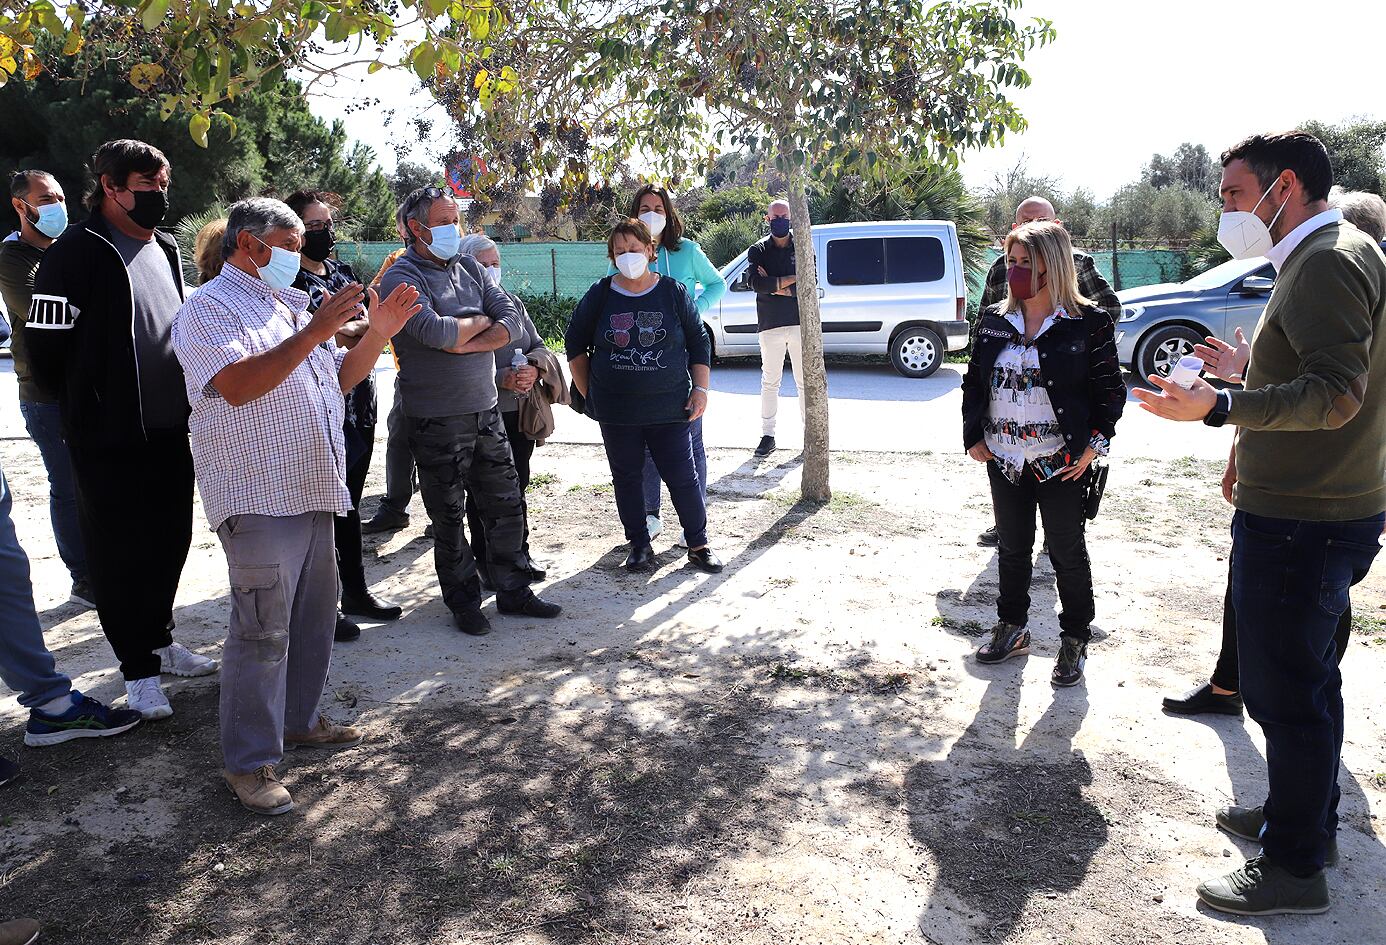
[252,236,302,291]
[25,200,68,239]
[769,217,791,238]
[427,223,460,260]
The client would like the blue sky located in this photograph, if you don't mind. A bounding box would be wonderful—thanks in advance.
[314,0,1386,199]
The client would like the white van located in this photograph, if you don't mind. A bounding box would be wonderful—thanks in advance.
[707,220,970,378]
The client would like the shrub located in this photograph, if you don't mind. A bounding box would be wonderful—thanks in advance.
[517,291,579,349]
[697,213,765,268]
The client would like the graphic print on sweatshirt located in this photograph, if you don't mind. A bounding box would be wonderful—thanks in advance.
[606,309,667,372]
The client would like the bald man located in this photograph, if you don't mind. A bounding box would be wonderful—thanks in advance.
[974,197,1121,547]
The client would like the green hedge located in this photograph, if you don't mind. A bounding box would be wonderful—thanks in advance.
[517,292,579,350]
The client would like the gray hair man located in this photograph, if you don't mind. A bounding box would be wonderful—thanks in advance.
[746,197,804,458]
[376,188,561,635]
[1329,187,1386,244]
[973,195,1122,548]
[172,197,422,816]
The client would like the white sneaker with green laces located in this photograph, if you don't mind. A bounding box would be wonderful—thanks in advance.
[156,642,220,678]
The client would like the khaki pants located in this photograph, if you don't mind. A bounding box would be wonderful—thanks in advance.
[217,511,337,775]
[758,325,805,436]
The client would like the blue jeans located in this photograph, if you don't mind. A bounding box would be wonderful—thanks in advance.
[642,416,706,516]
[601,422,707,548]
[18,399,87,584]
[1231,510,1383,874]
[0,460,73,709]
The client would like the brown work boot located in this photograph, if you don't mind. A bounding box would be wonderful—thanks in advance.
[0,918,41,945]
[224,765,294,816]
[284,716,364,751]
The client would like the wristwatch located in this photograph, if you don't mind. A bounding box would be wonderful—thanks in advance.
[1203,389,1232,427]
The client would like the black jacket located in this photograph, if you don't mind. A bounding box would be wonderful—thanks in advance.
[962,303,1125,454]
[746,235,800,331]
[24,211,187,447]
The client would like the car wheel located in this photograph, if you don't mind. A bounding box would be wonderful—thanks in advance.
[1137,324,1203,380]
[890,326,944,378]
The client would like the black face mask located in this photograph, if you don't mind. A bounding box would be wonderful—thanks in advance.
[303,227,337,263]
[120,189,169,230]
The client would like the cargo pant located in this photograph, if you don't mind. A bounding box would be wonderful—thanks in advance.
[407,408,527,613]
[216,511,337,775]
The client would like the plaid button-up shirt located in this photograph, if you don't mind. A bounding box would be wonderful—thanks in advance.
[978,250,1122,320]
[172,263,351,530]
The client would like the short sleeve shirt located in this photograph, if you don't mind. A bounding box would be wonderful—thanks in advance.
[172,263,351,530]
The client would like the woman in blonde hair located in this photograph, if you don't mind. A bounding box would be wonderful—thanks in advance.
[193,217,226,284]
[961,221,1125,686]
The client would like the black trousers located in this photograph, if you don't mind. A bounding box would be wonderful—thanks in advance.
[407,409,527,612]
[599,421,708,549]
[68,431,194,680]
[335,423,375,600]
[1211,556,1352,692]
[466,409,534,571]
[988,461,1094,642]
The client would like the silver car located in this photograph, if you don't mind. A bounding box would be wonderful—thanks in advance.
[1115,256,1274,379]
[709,221,971,378]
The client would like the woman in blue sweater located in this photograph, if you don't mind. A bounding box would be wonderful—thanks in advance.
[608,185,726,546]
[572,219,724,574]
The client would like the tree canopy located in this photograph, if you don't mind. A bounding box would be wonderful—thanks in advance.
[1,30,396,236]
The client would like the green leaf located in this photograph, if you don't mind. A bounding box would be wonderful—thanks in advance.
[367,60,385,74]
[141,0,170,32]
[189,111,212,147]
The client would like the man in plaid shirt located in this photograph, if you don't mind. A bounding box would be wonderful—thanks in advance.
[975,196,1122,548]
[172,198,420,816]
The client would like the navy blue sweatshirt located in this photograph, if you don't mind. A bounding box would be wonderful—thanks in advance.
[565,275,710,425]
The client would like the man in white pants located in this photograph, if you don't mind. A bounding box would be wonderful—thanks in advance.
[746,199,805,457]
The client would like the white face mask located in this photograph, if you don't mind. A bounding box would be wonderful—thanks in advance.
[485,264,502,285]
[638,210,666,238]
[1217,181,1290,260]
[615,252,649,279]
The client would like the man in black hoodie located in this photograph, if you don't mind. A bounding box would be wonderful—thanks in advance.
[24,139,218,723]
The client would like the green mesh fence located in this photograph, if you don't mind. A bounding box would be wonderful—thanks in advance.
[336,241,611,298]
[968,247,1189,309]
[343,241,1188,308]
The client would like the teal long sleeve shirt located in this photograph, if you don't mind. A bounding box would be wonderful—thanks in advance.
[606,237,727,316]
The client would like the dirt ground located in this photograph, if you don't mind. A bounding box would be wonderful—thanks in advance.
[1,432,1384,945]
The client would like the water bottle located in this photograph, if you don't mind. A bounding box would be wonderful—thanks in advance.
[1167,355,1204,390]
[510,348,527,371]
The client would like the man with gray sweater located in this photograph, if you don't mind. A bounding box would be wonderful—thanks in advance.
[1136,131,1386,916]
[376,188,560,635]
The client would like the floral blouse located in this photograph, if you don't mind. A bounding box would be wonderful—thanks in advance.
[984,307,1109,484]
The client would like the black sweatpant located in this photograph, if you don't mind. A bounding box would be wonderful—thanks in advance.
[1210,556,1352,692]
[407,408,527,613]
[988,461,1094,642]
[335,423,376,600]
[68,432,194,680]
[466,409,535,571]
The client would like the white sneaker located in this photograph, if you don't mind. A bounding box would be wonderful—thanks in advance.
[157,642,220,677]
[125,677,173,720]
[676,531,689,548]
[646,515,663,541]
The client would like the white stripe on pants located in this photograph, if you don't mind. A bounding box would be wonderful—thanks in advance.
[759,325,805,436]
[216,510,338,775]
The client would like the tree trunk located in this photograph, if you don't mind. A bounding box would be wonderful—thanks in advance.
[786,167,831,503]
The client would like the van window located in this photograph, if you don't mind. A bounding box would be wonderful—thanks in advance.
[827,236,945,286]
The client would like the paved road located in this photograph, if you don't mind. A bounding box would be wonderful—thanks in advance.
[0,353,1235,462]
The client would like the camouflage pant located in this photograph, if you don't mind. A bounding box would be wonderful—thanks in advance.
[406,409,526,611]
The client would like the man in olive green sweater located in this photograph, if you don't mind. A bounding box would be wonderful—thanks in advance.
[1136,131,1386,916]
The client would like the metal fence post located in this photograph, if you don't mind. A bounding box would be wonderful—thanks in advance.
[551,247,559,298]
[1109,221,1121,291]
